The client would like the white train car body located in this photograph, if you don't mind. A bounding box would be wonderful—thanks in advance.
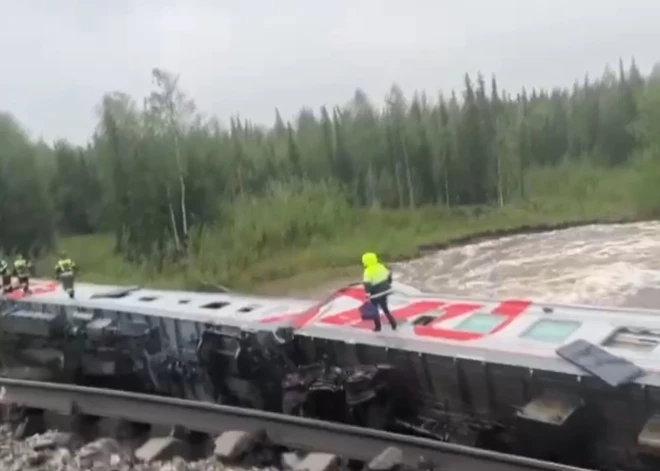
[3,279,660,468]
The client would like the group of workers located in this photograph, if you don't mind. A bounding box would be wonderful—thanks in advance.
[1,254,33,293]
[0,252,76,296]
[3,248,389,329]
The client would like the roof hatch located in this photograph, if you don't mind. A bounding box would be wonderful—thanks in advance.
[201,301,230,310]
[90,286,141,299]
[556,339,645,388]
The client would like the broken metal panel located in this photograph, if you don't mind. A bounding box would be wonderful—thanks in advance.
[516,390,584,426]
[639,414,660,457]
[556,339,645,387]
[344,364,395,406]
[514,390,589,462]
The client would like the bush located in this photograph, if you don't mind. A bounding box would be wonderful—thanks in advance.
[187,180,352,284]
[49,162,650,293]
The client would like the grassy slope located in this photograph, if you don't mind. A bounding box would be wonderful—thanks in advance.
[44,163,648,296]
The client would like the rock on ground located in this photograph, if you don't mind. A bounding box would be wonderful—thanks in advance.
[0,425,248,471]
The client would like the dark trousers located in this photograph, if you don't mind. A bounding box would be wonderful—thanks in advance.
[18,276,29,291]
[371,296,397,331]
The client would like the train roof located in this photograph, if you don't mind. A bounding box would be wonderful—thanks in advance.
[10,279,660,388]
[291,285,660,387]
[11,279,316,327]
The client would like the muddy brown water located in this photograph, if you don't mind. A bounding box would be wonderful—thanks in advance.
[393,221,660,309]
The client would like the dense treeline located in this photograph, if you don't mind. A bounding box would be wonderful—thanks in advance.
[1,59,660,285]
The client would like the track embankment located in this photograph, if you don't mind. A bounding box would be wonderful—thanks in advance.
[0,378,595,471]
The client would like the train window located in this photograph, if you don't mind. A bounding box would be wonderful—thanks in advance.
[602,327,660,352]
[520,319,581,343]
[455,313,507,333]
[201,301,230,310]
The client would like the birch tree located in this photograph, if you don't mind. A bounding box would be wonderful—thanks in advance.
[146,68,195,252]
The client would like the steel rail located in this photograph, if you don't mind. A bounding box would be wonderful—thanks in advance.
[0,377,593,471]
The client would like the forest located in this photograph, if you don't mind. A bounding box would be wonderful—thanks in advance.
[1,59,660,291]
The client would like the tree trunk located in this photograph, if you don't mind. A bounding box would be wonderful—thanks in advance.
[166,186,181,250]
[172,128,188,239]
[400,132,415,208]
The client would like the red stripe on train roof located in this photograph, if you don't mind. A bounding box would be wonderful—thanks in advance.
[4,280,59,300]
[260,285,534,343]
[259,285,366,327]
[414,299,532,340]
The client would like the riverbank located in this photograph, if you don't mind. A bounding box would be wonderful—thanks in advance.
[42,164,651,296]
[48,205,650,297]
[245,210,651,297]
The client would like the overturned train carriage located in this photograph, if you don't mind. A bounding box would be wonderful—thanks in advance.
[0,282,407,432]
[2,280,660,470]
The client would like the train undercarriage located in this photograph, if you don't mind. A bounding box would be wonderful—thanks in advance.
[0,302,659,471]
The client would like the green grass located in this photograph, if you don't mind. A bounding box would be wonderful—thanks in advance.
[42,162,650,296]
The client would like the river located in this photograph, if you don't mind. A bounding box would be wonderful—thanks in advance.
[394,221,660,309]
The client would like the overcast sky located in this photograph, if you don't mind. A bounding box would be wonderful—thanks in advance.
[1,0,658,144]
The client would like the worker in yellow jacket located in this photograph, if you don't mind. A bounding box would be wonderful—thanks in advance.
[55,252,77,299]
[361,252,397,332]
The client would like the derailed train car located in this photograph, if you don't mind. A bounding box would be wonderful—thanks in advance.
[0,281,406,432]
[2,279,660,470]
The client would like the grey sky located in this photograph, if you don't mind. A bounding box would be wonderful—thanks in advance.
[1,0,658,144]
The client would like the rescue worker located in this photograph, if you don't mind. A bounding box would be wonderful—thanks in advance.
[13,254,31,294]
[55,252,76,298]
[0,257,10,293]
[361,252,397,332]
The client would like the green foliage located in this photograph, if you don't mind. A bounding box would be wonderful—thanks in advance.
[187,181,352,284]
[1,59,659,290]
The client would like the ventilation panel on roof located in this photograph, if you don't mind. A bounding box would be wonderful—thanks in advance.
[237,305,260,313]
[90,286,141,299]
[201,301,230,310]
[603,327,660,352]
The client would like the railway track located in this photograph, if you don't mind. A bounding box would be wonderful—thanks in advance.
[0,378,596,471]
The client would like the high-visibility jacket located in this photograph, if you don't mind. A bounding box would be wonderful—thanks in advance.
[13,259,29,277]
[55,258,76,274]
[362,252,393,299]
